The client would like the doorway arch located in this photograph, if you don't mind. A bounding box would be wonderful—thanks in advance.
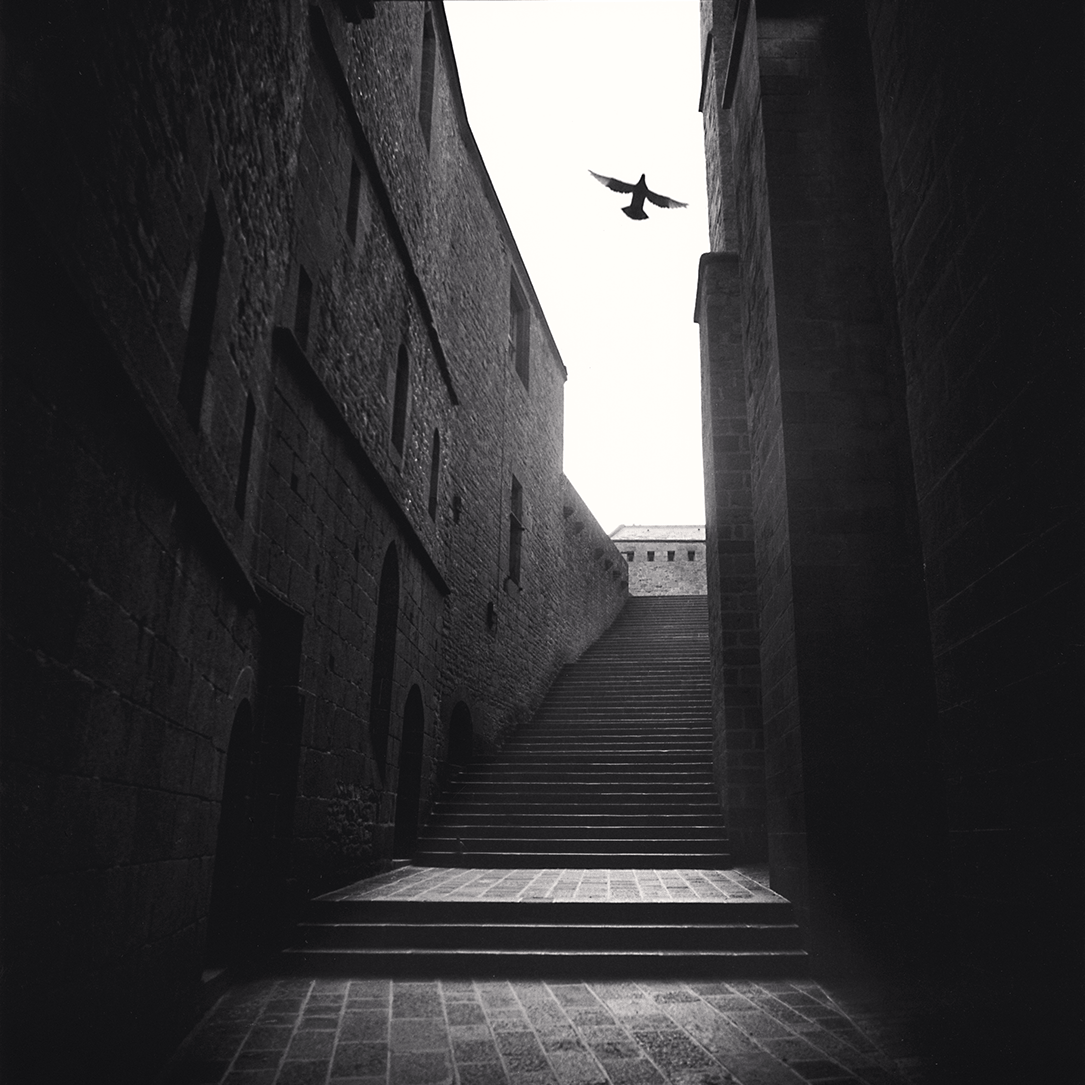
[206,700,256,966]
[449,701,473,767]
[393,685,426,858]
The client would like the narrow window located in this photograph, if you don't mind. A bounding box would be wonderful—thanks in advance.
[509,277,529,390]
[346,161,361,243]
[294,266,313,353]
[625,551,634,562]
[688,550,696,561]
[508,475,524,584]
[452,495,462,523]
[391,345,409,453]
[667,550,675,562]
[418,7,436,149]
[234,392,256,518]
[179,195,224,429]
[427,429,441,519]
[647,551,655,562]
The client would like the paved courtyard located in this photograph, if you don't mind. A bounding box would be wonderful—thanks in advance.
[161,973,942,1085]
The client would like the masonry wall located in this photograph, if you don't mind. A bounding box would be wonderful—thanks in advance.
[700,0,946,968]
[619,542,708,596]
[865,0,1084,1068]
[699,0,1083,1074]
[0,2,625,1079]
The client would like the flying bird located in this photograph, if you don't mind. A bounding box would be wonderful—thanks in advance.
[589,170,687,220]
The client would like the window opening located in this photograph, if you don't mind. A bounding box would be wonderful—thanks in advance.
[667,551,675,562]
[235,392,256,518]
[179,195,224,429]
[647,551,655,562]
[294,266,313,353]
[509,277,529,390]
[391,345,409,453]
[346,161,361,243]
[418,7,436,149]
[508,475,524,584]
[427,429,441,519]
[688,550,696,561]
[625,551,634,562]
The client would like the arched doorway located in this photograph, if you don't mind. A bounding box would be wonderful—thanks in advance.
[449,702,473,767]
[206,700,256,967]
[393,685,426,858]
[369,543,399,774]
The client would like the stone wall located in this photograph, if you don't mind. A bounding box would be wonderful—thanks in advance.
[617,541,708,597]
[698,0,1083,1074]
[0,2,626,1079]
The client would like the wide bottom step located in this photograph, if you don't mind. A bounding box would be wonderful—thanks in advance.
[277,947,808,979]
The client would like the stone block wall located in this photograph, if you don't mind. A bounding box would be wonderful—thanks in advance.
[0,2,625,1079]
[865,0,1083,1065]
[619,542,708,597]
[699,0,1083,1074]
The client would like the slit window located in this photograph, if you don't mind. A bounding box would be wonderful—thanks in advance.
[427,429,441,519]
[235,393,256,518]
[391,345,409,453]
[509,277,529,390]
[179,195,224,429]
[295,266,313,353]
[346,161,361,243]
[508,475,524,584]
[418,7,436,149]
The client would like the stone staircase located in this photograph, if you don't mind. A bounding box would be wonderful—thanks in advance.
[415,596,727,867]
[279,596,807,977]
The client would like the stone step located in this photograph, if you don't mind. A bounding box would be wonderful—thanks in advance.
[409,851,732,868]
[277,946,807,979]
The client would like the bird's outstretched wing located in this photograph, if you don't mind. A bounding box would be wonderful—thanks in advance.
[589,170,636,194]
[645,188,687,209]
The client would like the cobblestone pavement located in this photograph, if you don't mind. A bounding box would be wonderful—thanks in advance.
[160,975,940,1085]
[321,868,782,904]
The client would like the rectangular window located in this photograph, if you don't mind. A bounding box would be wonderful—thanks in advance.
[235,392,256,518]
[646,551,655,562]
[179,195,224,429]
[625,551,634,562]
[427,429,441,519]
[418,7,436,149]
[667,551,675,562]
[509,277,529,390]
[346,161,361,243]
[391,345,410,454]
[295,266,313,353]
[688,550,696,561]
[508,475,524,584]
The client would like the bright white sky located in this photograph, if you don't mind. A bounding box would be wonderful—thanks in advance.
[444,0,708,534]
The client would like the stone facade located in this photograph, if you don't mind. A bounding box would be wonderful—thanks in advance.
[0,2,626,1079]
[610,526,708,596]
[696,0,1083,1076]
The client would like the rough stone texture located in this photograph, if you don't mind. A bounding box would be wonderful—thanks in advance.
[609,528,707,597]
[1,3,625,1080]
[694,254,765,862]
[698,0,1083,1076]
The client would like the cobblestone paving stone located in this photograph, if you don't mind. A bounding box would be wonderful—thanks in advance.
[160,977,938,1085]
[320,868,781,904]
